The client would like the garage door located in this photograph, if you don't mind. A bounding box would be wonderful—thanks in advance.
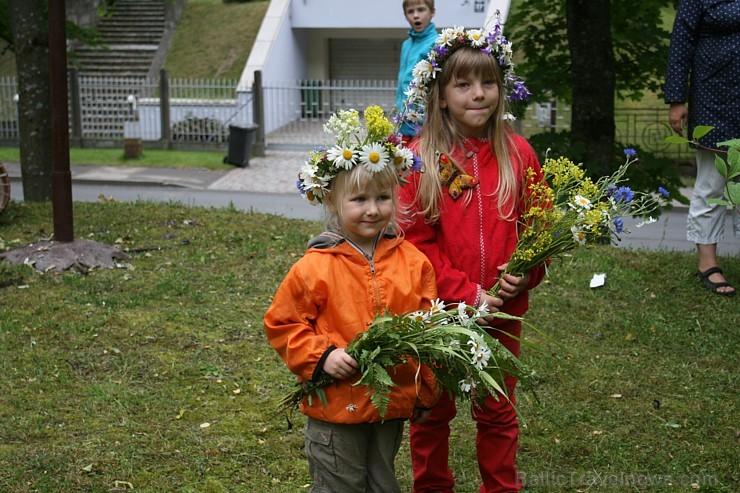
[328,38,401,111]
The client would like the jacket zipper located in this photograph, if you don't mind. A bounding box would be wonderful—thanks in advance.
[345,235,383,313]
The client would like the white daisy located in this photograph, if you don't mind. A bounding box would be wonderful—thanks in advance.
[466,29,486,47]
[429,298,446,315]
[571,225,586,246]
[327,145,358,170]
[408,310,429,324]
[412,60,435,81]
[359,142,389,172]
[635,216,657,228]
[572,195,592,209]
[470,339,491,370]
[476,300,490,318]
[438,27,459,46]
[457,302,471,325]
[459,378,477,393]
[393,147,414,172]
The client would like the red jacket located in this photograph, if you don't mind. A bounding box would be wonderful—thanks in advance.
[264,232,438,424]
[399,134,545,318]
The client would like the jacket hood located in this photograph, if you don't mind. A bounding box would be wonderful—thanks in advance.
[306,230,400,256]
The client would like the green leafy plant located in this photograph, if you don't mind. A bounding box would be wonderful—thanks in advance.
[665,125,740,207]
[279,302,538,419]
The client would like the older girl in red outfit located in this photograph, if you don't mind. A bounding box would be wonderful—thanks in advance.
[398,21,546,493]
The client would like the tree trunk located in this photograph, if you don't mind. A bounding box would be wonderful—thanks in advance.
[566,0,616,176]
[8,0,53,201]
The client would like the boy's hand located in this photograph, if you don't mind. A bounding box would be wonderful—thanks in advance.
[323,348,359,380]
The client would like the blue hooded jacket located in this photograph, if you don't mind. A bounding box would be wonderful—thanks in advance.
[396,22,438,137]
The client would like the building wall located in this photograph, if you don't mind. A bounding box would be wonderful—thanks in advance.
[306,28,404,80]
[290,0,492,29]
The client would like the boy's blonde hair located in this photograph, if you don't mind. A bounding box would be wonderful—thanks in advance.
[412,46,520,223]
[403,0,434,11]
[325,164,401,235]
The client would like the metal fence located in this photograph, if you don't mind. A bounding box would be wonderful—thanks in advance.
[0,72,692,159]
[0,77,18,141]
[615,107,692,160]
[72,74,148,143]
[262,79,397,142]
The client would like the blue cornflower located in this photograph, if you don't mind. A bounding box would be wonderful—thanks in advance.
[624,148,637,158]
[614,186,634,203]
[296,180,305,194]
[509,80,532,102]
[658,186,670,197]
[411,154,424,172]
[613,217,624,234]
[606,184,617,196]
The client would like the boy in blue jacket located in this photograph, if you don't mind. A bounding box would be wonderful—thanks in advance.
[396,0,437,141]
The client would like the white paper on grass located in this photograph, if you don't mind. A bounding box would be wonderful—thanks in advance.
[590,273,606,288]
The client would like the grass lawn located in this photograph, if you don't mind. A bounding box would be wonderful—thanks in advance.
[0,147,233,171]
[0,200,737,492]
[163,0,269,80]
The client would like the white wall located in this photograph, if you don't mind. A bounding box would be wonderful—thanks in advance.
[290,0,492,28]
[238,0,306,90]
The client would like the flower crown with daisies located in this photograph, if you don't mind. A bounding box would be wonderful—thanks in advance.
[399,11,531,130]
[297,105,422,205]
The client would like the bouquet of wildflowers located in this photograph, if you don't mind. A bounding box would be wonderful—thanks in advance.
[488,149,670,295]
[279,300,533,418]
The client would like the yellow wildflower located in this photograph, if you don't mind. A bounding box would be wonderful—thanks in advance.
[364,105,393,142]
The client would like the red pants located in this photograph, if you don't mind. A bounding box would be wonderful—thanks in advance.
[409,320,522,493]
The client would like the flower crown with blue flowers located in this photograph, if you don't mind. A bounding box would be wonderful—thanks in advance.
[399,11,531,130]
[297,105,423,205]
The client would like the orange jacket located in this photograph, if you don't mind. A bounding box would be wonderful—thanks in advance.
[264,232,438,424]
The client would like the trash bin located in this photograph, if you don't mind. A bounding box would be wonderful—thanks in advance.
[224,123,259,167]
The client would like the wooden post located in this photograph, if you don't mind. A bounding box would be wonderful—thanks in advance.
[48,0,74,242]
[160,69,171,149]
[252,70,265,157]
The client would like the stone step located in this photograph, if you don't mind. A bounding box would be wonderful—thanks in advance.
[98,21,165,29]
[87,34,164,44]
[73,0,167,76]
[76,66,152,77]
[75,47,157,55]
[74,56,155,66]
[98,15,164,24]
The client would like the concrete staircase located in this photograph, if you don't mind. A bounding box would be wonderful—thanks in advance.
[72,0,167,77]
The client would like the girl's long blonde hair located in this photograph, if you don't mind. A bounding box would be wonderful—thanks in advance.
[413,46,520,223]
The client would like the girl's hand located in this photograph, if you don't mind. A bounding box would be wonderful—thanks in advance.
[477,291,504,326]
[323,348,359,380]
[495,263,529,299]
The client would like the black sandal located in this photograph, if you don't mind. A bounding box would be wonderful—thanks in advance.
[697,267,736,296]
